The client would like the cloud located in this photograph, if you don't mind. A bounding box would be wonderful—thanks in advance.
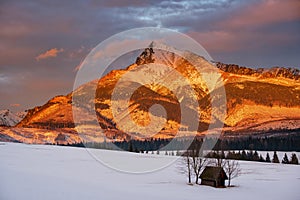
[188,0,300,54]
[1,0,300,112]
[35,48,64,61]
[90,0,160,8]
[10,103,21,107]
[119,0,238,28]
[0,74,10,83]
[219,0,300,30]
[92,39,151,60]
[189,29,298,55]
[74,59,84,72]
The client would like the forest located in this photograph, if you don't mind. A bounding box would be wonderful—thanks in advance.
[65,132,300,152]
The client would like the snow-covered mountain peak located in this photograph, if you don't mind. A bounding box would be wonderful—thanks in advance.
[0,109,26,127]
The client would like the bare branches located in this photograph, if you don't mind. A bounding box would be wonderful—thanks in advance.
[180,148,208,185]
[191,155,208,184]
[177,153,193,185]
[224,160,241,187]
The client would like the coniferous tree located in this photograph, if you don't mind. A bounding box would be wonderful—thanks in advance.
[282,153,289,164]
[266,153,271,162]
[226,151,233,159]
[272,151,280,163]
[290,153,299,165]
[220,151,226,159]
[241,150,247,160]
[128,141,133,152]
[134,148,139,153]
[236,151,241,160]
[259,154,265,162]
[253,151,260,161]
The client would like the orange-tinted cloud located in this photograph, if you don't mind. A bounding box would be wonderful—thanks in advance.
[10,103,21,107]
[35,48,64,61]
[74,59,84,72]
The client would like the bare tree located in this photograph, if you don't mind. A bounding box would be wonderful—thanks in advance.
[188,141,208,184]
[191,155,208,184]
[186,154,192,184]
[214,151,226,167]
[206,151,226,167]
[178,139,210,185]
[176,153,191,184]
[176,153,191,185]
[224,160,241,187]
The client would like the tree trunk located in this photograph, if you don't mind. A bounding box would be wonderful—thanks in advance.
[228,177,231,187]
[187,157,191,184]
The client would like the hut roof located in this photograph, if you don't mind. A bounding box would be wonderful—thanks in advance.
[200,166,228,181]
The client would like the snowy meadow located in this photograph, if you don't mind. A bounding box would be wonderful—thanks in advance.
[0,142,299,200]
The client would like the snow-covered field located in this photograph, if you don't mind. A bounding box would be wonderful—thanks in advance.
[0,142,299,200]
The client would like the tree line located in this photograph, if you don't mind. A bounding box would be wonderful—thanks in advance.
[64,134,300,152]
[205,150,299,165]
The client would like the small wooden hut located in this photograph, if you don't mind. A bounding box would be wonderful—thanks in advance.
[200,166,228,187]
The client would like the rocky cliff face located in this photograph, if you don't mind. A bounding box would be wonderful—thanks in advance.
[2,42,300,144]
[216,62,300,80]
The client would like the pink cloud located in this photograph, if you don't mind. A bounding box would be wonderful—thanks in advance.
[92,39,152,60]
[188,31,239,53]
[219,0,300,29]
[188,0,300,54]
[189,30,297,54]
[35,48,64,61]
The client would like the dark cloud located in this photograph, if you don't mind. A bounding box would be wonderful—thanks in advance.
[0,0,299,111]
[186,0,300,67]
[89,0,162,8]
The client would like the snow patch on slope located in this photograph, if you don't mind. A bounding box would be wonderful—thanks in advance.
[0,109,25,127]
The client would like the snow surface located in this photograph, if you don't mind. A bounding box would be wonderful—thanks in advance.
[0,142,299,200]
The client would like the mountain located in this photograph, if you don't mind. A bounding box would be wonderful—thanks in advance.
[0,109,26,127]
[215,62,300,80]
[1,42,300,144]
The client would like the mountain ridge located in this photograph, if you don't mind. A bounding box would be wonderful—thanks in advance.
[1,42,300,144]
[215,62,300,80]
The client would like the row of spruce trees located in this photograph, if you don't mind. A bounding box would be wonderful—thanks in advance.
[205,150,299,165]
[135,149,299,165]
[62,134,300,152]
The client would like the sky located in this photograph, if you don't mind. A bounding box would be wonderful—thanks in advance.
[0,0,300,112]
